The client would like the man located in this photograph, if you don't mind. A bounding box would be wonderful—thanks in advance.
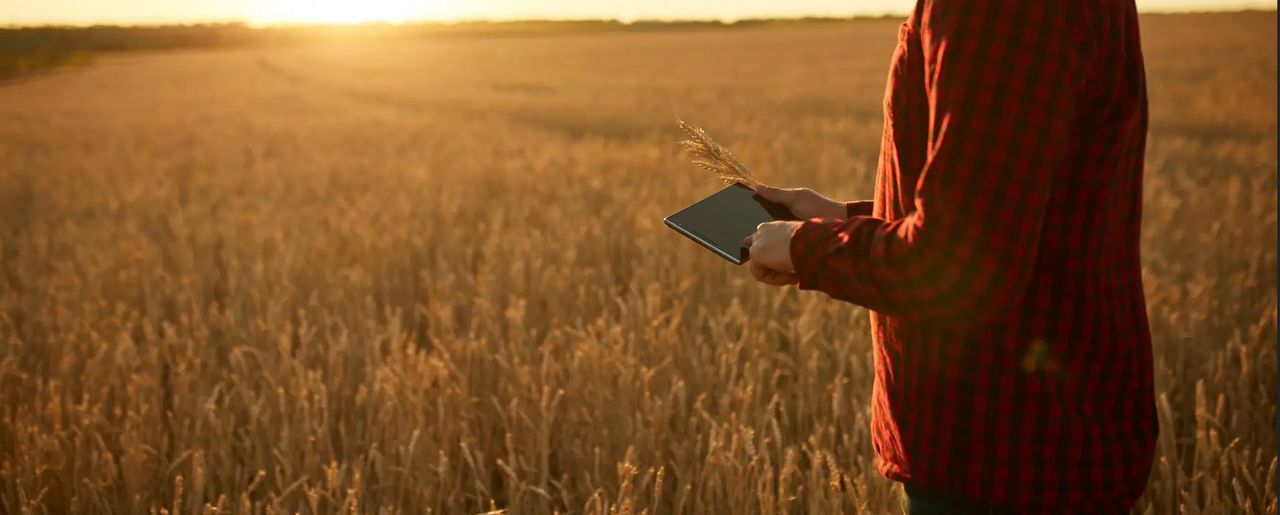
[744,1,1157,513]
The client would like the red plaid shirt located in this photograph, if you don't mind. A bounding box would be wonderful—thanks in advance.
[791,1,1157,510]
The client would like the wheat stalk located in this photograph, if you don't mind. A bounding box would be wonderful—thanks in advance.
[677,120,760,189]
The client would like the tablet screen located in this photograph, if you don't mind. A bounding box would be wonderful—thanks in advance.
[664,183,797,264]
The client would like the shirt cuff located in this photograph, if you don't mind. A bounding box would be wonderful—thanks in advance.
[846,200,874,218]
[790,218,847,291]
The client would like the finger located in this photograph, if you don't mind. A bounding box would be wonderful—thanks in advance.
[762,272,800,286]
[758,221,782,233]
[743,234,754,247]
[749,260,796,285]
[751,262,798,286]
[749,260,771,281]
[755,185,790,203]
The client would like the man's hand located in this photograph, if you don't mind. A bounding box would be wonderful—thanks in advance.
[755,185,845,220]
[744,220,803,286]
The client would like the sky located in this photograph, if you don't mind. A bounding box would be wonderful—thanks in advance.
[0,0,1274,26]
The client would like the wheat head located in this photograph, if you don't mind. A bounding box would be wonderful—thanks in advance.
[677,120,760,189]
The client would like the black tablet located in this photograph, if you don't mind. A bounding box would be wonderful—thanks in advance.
[664,182,798,264]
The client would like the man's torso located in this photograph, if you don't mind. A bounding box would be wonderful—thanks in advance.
[870,1,1158,510]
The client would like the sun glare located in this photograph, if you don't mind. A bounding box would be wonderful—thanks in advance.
[251,0,451,25]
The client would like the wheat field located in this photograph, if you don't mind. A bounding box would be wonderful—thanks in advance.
[0,12,1275,514]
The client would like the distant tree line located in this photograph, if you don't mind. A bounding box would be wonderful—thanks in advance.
[0,23,271,79]
[0,17,870,80]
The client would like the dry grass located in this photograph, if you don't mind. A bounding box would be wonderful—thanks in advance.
[0,12,1275,515]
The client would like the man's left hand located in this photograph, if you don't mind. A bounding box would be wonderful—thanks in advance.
[744,221,803,286]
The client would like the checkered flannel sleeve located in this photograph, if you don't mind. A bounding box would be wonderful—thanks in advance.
[792,1,1085,323]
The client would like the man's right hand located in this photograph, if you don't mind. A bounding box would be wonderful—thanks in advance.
[755,185,846,220]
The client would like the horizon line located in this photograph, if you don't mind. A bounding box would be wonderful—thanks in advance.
[1,6,1275,30]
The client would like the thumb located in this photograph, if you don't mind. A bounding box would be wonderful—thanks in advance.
[756,185,793,203]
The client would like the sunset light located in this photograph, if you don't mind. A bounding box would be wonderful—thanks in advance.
[2,0,1272,26]
[0,0,1274,506]
[250,0,454,25]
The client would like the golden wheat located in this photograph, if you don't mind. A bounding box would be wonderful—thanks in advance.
[677,120,761,189]
[0,12,1274,515]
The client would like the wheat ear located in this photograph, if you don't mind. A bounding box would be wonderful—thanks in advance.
[676,120,761,190]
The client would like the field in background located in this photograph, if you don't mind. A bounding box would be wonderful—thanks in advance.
[0,19,865,81]
[0,12,1275,514]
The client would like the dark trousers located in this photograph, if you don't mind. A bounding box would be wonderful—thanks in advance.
[901,485,1004,515]
[900,484,1136,514]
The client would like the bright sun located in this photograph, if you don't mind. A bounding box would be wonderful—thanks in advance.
[251,0,451,25]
